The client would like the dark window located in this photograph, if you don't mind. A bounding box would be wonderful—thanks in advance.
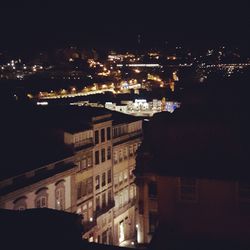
[101,128,105,143]
[95,151,99,165]
[179,177,197,201]
[107,146,111,160]
[95,130,99,144]
[102,172,106,187]
[102,231,108,244]
[87,177,93,194]
[108,189,112,204]
[108,169,112,184]
[148,181,157,198]
[81,180,87,197]
[102,192,106,208]
[101,148,105,163]
[149,212,158,233]
[77,182,81,199]
[96,196,100,211]
[107,127,111,140]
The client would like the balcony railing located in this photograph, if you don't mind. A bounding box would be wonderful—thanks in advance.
[82,218,97,233]
[94,200,115,218]
[74,138,93,149]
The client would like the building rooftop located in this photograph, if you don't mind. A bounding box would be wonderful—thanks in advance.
[136,84,250,181]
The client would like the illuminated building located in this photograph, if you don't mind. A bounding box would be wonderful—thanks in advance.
[0,106,143,247]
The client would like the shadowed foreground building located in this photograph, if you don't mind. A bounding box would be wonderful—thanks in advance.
[135,84,250,249]
[0,208,138,250]
[0,105,142,246]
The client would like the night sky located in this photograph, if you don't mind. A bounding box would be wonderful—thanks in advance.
[1,1,250,52]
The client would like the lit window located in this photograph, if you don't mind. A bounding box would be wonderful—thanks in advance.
[55,180,65,210]
[87,156,92,167]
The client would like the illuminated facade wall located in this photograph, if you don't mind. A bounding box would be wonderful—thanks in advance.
[0,111,143,247]
[112,120,142,246]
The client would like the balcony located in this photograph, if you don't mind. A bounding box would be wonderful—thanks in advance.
[113,130,142,145]
[74,138,93,150]
[94,200,115,218]
[82,218,97,233]
[114,198,137,218]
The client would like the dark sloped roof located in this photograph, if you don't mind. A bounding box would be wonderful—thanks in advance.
[111,110,142,125]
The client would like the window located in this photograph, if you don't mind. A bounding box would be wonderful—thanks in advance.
[108,169,112,184]
[149,212,158,233]
[124,170,128,182]
[129,168,134,179]
[13,196,27,211]
[114,150,118,164]
[102,230,108,244]
[36,196,47,208]
[76,161,81,171]
[96,196,100,211]
[95,175,100,190]
[123,147,128,160]
[102,193,106,208]
[102,172,106,187]
[101,148,105,163]
[119,149,123,162]
[35,188,48,208]
[108,189,112,204]
[119,172,123,184]
[148,181,157,198]
[87,156,92,167]
[107,146,111,160]
[81,180,87,197]
[95,151,99,165]
[124,188,129,204]
[77,182,81,199]
[129,145,133,157]
[133,143,138,154]
[107,127,111,140]
[179,177,197,201]
[95,130,99,144]
[114,174,119,188]
[87,177,93,194]
[130,186,134,200]
[55,181,65,210]
[81,158,87,170]
[101,128,105,142]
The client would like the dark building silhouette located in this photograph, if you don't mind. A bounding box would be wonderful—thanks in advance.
[135,83,250,249]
